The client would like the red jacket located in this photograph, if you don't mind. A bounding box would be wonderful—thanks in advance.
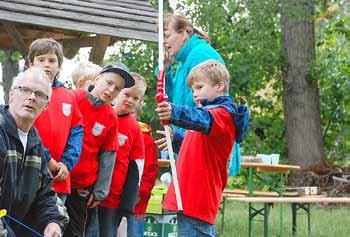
[35,86,82,194]
[70,90,118,188]
[100,114,144,208]
[163,107,236,224]
[134,122,159,214]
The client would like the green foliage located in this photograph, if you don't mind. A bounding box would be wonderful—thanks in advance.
[316,0,350,163]
[0,50,5,61]
[104,0,349,163]
[10,51,22,62]
[179,0,287,157]
[0,50,22,62]
[105,41,163,133]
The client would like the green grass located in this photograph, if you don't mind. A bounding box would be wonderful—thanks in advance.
[216,201,350,237]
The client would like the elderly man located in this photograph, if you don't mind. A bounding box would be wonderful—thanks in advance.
[0,67,67,237]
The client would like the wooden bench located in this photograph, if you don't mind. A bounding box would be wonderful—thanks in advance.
[221,195,350,237]
[223,188,279,197]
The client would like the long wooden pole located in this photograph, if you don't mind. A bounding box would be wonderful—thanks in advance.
[157,1,183,211]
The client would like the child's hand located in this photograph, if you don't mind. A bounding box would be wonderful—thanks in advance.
[48,158,59,173]
[155,102,172,121]
[87,193,100,208]
[155,128,173,151]
[54,162,69,181]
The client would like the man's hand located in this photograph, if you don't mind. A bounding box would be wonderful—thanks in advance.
[155,129,173,151]
[43,222,61,237]
[87,193,100,209]
[155,102,172,121]
[54,162,69,181]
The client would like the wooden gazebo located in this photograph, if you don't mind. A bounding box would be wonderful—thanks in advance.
[0,0,158,64]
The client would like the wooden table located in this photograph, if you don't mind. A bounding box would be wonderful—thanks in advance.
[240,162,300,237]
[241,162,300,173]
[158,159,170,168]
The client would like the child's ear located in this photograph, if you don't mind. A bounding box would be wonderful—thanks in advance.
[76,79,85,89]
[216,81,225,92]
[94,75,101,83]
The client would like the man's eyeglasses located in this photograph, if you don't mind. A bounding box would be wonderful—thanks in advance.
[13,86,49,101]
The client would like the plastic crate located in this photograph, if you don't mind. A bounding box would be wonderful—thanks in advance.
[144,214,177,237]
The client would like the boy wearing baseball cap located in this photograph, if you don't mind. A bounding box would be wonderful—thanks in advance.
[64,62,134,237]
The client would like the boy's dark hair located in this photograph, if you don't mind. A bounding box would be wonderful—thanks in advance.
[28,38,64,66]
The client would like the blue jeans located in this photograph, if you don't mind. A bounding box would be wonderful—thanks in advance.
[177,213,216,237]
[85,207,99,237]
[98,206,123,237]
[127,214,145,237]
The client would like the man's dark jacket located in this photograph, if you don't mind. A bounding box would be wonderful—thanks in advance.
[0,105,67,236]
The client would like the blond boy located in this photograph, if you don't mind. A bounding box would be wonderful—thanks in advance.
[98,72,146,237]
[71,61,102,90]
[156,60,237,236]
[64,62,134,237]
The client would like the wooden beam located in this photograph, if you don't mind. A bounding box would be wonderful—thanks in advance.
[63,47,80,59]
[89,35,110,65]
[0,9,157,42]
[0,1,157,32]
[62,36,99,48]
[2,21,28,57]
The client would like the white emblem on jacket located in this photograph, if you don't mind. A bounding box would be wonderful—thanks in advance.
[118,133,128,146]
[62,103,72,116]
[92,122,105,136]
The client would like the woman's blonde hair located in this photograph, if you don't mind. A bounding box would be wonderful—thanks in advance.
[164,13,210,43]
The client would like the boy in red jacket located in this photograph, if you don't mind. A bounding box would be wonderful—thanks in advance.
[98,72,146,237]
[63,62,135,237]
[28,38,83,201]
[156,60,237,236]
[127,107,159,237]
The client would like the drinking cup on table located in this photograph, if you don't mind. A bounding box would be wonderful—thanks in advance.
[257,154,271,164]
[271,154,280,165]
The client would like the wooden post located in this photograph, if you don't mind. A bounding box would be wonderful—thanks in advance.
[89,35,110,65]
[2,22,28,57]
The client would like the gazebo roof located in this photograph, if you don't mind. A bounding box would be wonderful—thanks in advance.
[0,0,158,63]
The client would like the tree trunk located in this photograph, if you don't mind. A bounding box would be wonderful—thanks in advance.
[2,49,18,104]
[281,0,326,168]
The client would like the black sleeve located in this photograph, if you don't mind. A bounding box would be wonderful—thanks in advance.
[118,160,140,216]
[26,153,68,232]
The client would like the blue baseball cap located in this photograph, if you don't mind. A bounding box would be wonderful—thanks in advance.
[100,62,135,88]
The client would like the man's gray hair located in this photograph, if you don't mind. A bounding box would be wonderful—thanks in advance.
[12,67,52,98]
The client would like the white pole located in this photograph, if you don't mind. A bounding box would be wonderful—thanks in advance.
[158,1,183,211]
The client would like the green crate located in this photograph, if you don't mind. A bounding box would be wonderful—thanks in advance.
[163,216,177,237]
[144,223,162,237]
[144,215,162,237]
[144,214,177,237]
